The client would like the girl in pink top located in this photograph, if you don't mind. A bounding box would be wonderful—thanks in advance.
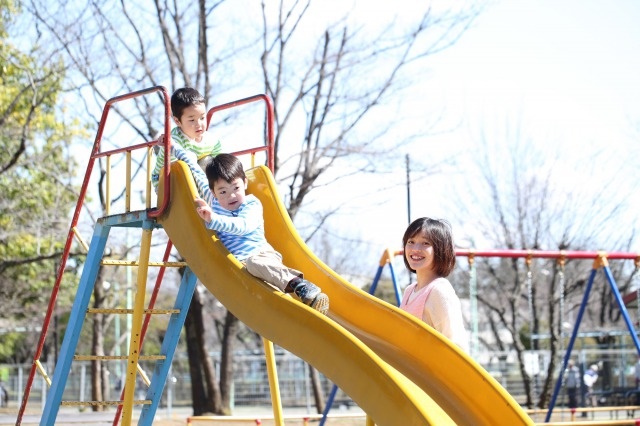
[399,217,467,349]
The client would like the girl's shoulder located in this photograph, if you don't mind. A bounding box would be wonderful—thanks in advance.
[402,283,417,294]
[430,277,457,296]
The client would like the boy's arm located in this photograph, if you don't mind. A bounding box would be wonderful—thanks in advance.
[152,128,183,188]
[204,197,263,235]
[170,144,216,206]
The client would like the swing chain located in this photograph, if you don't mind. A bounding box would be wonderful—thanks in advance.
[557,254,566,354]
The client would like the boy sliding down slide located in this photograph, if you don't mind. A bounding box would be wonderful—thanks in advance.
[172,145,329,314]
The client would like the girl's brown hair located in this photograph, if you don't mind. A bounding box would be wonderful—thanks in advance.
[402,217,456,277]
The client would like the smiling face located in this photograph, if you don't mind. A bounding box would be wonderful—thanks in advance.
[173,102,207,142]
[401,217,456,277]
[212,177,247,211]
[404,232,435,273]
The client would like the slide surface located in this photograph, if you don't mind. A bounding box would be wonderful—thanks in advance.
[159,162,533,426]
[158,162,453,426]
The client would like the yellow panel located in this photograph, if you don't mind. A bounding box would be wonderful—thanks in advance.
[159,161,533,426]
[157,162,453,426]
[246,164,533,426]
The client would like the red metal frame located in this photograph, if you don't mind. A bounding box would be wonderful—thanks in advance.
[383,249,639,261]
[16,86,171,425]
[206,93,275,172]
[456,249,640,261]
[16,86,276,425]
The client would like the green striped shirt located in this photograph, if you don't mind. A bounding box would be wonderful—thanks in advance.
[152,126,222,189]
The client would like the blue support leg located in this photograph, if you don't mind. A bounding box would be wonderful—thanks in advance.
[545,268,597,423]
[138,268,199,425]
[602,265,640,354]
[40,223,111,426]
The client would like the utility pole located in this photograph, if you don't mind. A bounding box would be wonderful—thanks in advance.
[405,154,411,225]
[405,154,412,287]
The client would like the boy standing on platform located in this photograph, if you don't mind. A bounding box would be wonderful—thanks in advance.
[152,87,222,191]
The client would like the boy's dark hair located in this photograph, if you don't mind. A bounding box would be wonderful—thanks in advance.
[171,87,205,120]
[205,154,246,187]
[402,217,456,277]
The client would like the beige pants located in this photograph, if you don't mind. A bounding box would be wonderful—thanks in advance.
[244,247,302,292]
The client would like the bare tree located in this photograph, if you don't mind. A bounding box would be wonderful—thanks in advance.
[451,124,639,408]
[21,0,481,413]
[259,1,479,221]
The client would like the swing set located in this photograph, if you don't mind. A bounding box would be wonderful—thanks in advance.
[320,247,640,424]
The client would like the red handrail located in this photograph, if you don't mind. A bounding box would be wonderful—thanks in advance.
[207,93,275,171]
[17,87,276,425]
[16,86,171,425]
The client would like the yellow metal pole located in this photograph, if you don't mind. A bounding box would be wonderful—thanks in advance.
[121,227,153,425]
[263,337,284,426]
[146,146,152,209]
[105,155,111,216]
[126,150,132,212]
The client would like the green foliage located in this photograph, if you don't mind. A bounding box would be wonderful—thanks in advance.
[0,0,19,38]
[0,1,89,332]
[0,332,26,362]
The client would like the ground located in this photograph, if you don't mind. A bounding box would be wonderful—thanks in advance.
[0,406,367,425]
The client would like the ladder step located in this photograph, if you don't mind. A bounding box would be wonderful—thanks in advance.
[73,355,166,361]
[61,400,152,407]
[101,259,187,267]
[86,308,180,314]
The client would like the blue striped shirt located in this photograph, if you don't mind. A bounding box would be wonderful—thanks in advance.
[170,145,269,261]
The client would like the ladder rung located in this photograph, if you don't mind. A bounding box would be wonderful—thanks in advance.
[86,308,180,314]
[35,359,52,387]
[73,355,166,361]
[61,399,151,407]
[100,259,187,267]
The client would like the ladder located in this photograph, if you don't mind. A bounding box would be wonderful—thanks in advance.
[15,86,182,425]
[16,86,276,426]
[40,213,197,425]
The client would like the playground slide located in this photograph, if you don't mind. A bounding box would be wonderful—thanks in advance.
[158,162,533,426]
[157,162,453,426]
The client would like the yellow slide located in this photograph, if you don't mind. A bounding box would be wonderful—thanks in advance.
[158,162,453,426]
[158,162,533,425]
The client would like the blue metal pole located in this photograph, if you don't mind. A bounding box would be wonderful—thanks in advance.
[545,268,597,423]
[320,260,401,425]
[40,223,111,425]
[138,268,199,425]
[368,266,384,296]
[318,384,339,426]
[602,265,640,354]
[387,262,401,306]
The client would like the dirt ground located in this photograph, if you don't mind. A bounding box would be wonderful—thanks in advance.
[154,409,368,426]
[0,407,368,426]
[156,419,365,426]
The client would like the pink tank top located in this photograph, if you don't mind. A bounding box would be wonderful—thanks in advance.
[399,281,437,324]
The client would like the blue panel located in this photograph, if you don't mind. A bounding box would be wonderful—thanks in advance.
[40,223,111,426]
[138,267,198,426]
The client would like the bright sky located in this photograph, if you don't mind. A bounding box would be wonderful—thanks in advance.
[429,0,640,147]
[329,0,640,263]
[65,0,640,271]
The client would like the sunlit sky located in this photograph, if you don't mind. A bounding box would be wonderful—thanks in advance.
[324,0,640,259]
[429,0,640,147]
[64,1,640,270]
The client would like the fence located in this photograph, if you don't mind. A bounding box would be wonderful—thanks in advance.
[2,347,639,411]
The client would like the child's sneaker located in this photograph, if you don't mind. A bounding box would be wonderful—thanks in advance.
[291,279,329,315]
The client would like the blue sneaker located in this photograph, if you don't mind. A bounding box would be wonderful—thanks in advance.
[292,279,329,315]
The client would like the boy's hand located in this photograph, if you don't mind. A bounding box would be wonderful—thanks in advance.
[155,134,165,146]
[194,197,213,222]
